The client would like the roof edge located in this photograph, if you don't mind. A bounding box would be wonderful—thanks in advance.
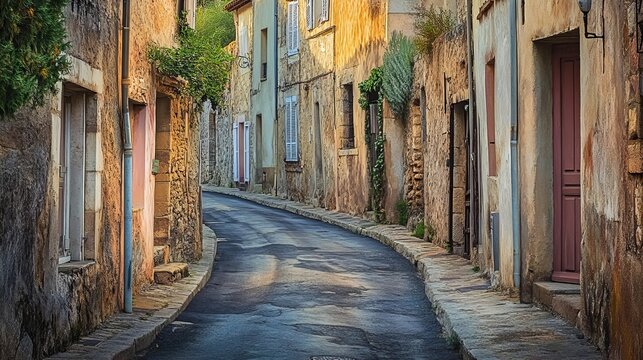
[224,0,252,12]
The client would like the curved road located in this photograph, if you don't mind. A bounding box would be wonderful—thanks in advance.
[139,192,459,360]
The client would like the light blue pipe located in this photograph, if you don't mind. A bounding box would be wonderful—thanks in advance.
[509,0,521,290]
[122,0,133,313]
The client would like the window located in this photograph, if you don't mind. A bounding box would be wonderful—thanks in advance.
[285,96,299,161]
[58,85,99,263]
[320,0,329,22]
[485,61,497,177]
[239,24,249,58]
[307,0,314,30]
[341,83,355,149]
[287,1,299,55]
[261,28,268,80]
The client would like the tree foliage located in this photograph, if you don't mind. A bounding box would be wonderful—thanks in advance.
[381,32,416,121]
[0,0,70,118]
[196,0,235,47]
[414,5,455,55]
[148,15,232,106]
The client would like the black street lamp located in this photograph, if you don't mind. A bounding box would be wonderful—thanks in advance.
[578,0,604,39]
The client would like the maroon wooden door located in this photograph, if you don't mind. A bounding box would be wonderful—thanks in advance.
[552,44,581,284]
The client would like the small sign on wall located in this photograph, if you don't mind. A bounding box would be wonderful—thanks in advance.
[152,159,160,175]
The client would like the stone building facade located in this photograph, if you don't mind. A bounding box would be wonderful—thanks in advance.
[0,1,201,358]
[473,0,643,356]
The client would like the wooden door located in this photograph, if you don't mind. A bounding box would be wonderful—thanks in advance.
[552,44,581,284]
[238,122,245,183]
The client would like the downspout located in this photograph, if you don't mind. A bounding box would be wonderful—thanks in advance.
[121,0,133,313]
[509,0,521,290]
[465,0,476,256]
[273,0,279,197]
[447,105,455,254]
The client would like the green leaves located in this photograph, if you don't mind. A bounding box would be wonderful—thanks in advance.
[0,0,70,118]
[148,14,232,107]
[382,32,415,121]
[414,5,455,55]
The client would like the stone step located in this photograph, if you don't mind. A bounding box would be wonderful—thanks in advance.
[533,281,582,329]
[154,263,189,285]
[153,245,170,267]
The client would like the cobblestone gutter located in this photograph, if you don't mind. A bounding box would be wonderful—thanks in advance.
[203,186,601,360]
[46,226,217,360]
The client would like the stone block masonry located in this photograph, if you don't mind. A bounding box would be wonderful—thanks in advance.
[204,186,601,359]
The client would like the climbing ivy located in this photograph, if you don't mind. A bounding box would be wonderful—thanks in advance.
[359,67,386,222]
[148,14,232,107]
[0,0,70,119]
[381,32,416,121]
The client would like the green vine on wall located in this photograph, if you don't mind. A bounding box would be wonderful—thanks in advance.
[0,0,70,119]
[359,67,386,222]
[148,14,232,107]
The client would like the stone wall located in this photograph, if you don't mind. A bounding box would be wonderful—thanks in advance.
[417,25,468,248]
[0,2,122,358]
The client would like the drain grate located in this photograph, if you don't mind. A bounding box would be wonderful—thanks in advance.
[310,357,357,360]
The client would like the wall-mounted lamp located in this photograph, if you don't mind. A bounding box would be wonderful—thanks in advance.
[237,55,251,69]
[578,0,604,39]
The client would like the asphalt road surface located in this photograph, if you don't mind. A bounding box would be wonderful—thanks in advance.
[138,192,459,360]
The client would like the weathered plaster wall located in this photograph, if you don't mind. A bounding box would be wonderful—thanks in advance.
[472,0,515,288]
[253,0,277,189]
[519,1,643,356]
[417,26,468,248]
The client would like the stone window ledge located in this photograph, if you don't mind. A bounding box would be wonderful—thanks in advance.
[339,148,358,157]
[285,163,303,173]
[59,261,96,275]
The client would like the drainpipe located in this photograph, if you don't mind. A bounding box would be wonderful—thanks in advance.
[121,0,133,313]
[448,105,455,254]
[273,0,279,197]
[509,0,521,290]
[465,0,476,256]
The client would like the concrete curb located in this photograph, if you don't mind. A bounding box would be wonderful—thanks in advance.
[204,186,601,360]
[47,225,218,360]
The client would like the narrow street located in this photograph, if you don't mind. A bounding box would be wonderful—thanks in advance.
[138,192,459,359]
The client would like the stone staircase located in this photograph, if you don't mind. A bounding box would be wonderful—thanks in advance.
[153,245,189,285]
[533,282,582,330]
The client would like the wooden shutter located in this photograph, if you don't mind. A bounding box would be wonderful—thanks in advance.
[288,1,299,55]
[291,96,299,161]
[306,0,314,30]
[239,25,248,57]
[233,122,239,181]
[285,96,299,161]
[244,122,251,181]
[485,62,497,176]
[321,0,329,22]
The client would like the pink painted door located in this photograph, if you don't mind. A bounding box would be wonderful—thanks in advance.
[552,44,581,284]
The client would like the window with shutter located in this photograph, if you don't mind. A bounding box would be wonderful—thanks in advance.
[244,123,250,182]
[288,1,299,55]
[321,0,329,22]
[307,0,314,30]
[233,123,239,181]
[285,96,299,162]
[240,25,250,57]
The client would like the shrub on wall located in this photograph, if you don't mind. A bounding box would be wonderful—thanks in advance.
[148,15,232,106]
[414,5,455,55]
[381,32,416,121]
[0,0,70,118]
[196,0,235,47]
